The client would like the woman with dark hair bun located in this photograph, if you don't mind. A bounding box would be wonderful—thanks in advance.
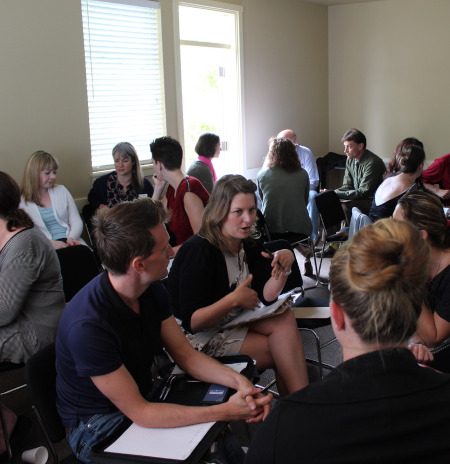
[368,138,425,221]
[394,191,450,370]
[0,171,64,363]
[247,218,450,464]
[187,133,221,193]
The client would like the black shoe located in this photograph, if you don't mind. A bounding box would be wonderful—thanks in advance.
[304,260,314,277]
[315,245,336,258]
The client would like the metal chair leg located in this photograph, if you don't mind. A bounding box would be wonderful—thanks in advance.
[299,328,323,379]
[0,400,13,460]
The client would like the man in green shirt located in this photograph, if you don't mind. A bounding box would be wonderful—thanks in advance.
[335,128,386,215]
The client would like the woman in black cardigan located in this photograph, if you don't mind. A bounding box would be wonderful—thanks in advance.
[168,174,308,395]
[82,142,153,228]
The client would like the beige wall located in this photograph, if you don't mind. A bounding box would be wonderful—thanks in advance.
[2,0,448,201]
[241,0,328,173]
[0,0,328,201]
[0,0,91,199]
[329,0,450,161]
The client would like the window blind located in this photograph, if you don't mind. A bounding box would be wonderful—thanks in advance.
[81,0,166,170]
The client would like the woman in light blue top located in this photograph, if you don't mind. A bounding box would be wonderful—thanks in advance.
[20,151,84,249]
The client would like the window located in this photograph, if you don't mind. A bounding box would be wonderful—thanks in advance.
[81,0,166,170]
[178,2,244,177]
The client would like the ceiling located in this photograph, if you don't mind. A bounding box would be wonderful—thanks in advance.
[303,0,381,5]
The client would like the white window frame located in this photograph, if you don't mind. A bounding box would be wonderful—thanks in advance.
[173,0,245,173]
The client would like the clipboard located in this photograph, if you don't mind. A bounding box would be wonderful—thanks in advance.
[91,355,255,463]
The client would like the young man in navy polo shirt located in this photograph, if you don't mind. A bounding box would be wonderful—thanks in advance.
[56,199,270,463]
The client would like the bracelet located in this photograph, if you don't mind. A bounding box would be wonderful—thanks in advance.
[284,269,292,276]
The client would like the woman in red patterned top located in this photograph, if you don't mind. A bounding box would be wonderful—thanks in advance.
[151,136,209,252]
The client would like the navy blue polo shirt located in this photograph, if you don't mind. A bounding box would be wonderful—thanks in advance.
[56,272,172,428]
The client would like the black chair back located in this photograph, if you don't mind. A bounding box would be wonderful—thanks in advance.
[25,344,65,444]
[255,209,272,243]
[56,245,102,301]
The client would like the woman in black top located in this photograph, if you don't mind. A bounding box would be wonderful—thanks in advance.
[83,142,153,226]
[247,219,450,464]
[169,174,308,395]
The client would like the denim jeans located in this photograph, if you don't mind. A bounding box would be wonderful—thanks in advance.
[67,411,125,463]
[307,190,319,242]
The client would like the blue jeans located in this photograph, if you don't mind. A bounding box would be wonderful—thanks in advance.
[307,190,319,242]
[67,411,125,463]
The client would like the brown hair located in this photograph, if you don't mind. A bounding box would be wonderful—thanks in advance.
[265,137,301,173]
[0,171,33,231]
[93,198,168,275]
[387,138,425,175]
[199,174,257,254]
[112,142,144,190]
[195,133,220,159]
[21,151,59,205]
[397,191,450,249]
[150,136,183,171]
[330,218,429,345]
[341,128,366,148]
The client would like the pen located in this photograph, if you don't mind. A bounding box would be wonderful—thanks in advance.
[258,378,277,394]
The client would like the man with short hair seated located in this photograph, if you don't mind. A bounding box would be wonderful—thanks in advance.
[335,128,386,216]
[56,198,270,464]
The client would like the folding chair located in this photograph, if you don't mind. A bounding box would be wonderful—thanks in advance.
[56,245,102,301]
[255,209,272,243]
[25,344,75,464]
[0,362,26,460]
[314,190,348,279]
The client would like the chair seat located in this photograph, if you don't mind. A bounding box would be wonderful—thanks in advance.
[0,363,24,373]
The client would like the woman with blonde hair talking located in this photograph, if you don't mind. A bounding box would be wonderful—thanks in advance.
[20,150,84,249]
[247,218,450,463]
[168,174,308,395]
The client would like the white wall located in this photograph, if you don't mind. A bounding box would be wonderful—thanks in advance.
[328,0,450,161]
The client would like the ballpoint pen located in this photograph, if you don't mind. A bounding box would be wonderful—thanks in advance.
[258,378,277,394]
